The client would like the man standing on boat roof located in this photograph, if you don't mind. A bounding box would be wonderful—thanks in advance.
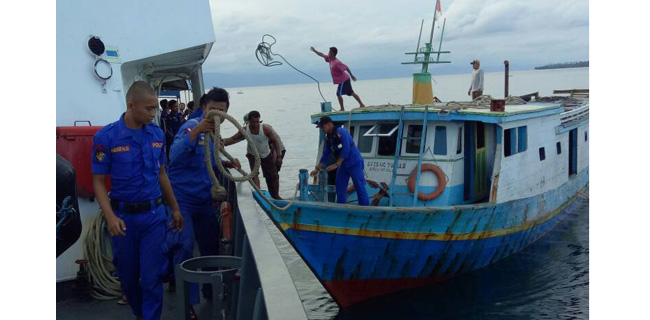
[468,59,484,100]
[224,110,284,200]
[311,116,369,206]
[91,81,184,320]
[310,46,366,111]
[167,87,241,307]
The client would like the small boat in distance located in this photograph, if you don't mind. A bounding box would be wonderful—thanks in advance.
[237,90,243,94]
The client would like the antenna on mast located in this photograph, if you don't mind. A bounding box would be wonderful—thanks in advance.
[401,1,450,104]
[414,19,424,63]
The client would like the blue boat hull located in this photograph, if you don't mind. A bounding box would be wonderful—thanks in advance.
[253,168,588,307]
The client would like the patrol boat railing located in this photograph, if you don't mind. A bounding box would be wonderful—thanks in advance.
[230,187,309,320]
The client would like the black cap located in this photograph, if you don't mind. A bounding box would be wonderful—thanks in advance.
[316,116,333,128]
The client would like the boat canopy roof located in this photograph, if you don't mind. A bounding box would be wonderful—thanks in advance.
[310,101,582,125]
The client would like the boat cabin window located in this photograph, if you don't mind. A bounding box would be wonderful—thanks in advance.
[349,126,355,142]
[504,125,527,157]
[433,126,447,155]
[377,123,400,156]
[556,142,562,154]
[504,128,516,157]
[456,127,463,154]
[517,126,528,152]
[405,125,425,154]
[585,131,588,141]
[358,125,375,154]
[539,147,546,161]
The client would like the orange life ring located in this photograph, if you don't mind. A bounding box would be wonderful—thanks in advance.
[407,164,446,201]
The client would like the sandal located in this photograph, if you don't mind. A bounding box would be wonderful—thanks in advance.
[117,296,129,305]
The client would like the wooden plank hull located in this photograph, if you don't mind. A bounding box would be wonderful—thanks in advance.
[253,167,588,307]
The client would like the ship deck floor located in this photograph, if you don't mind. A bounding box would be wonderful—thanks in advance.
[57,282,215,320]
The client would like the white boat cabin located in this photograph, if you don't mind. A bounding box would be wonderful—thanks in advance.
[312,101,589,207]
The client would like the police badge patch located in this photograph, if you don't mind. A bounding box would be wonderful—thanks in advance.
[95,150,106,162]
[94,144,107,162]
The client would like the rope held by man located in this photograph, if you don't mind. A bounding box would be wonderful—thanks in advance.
[203,109,299,211]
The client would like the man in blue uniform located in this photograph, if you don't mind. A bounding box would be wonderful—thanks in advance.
[167,87,241,306]
[311,116,369,206]
[188,94,206,120]
[91,81,184,320]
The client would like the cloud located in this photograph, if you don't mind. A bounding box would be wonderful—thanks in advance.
[204,0,588,86]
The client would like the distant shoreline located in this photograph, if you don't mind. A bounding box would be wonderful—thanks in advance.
[211,67,589,89]
[535,61,589,70]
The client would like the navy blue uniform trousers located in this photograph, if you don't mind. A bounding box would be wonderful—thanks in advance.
[335,160,369,206]
[111,205,167,320]
[167,200,220,305]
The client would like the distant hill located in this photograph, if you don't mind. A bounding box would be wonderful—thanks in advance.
[535,61,589,70]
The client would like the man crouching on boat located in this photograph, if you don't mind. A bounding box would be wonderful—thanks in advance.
[311,116,369,206]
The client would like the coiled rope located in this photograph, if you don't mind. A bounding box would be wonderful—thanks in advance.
[83,213,122,300]
[438,95,527,116]
[255,34,326,102]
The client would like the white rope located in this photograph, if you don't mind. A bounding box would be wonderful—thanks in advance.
[438,95,527,116]
[83,212,122,300]
[203,109,300,211]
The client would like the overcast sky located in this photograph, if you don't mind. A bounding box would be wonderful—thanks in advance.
[204,0,588,87]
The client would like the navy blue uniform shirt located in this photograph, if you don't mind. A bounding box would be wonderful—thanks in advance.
[168,115,221,204]
[319,127,363,168]
[91,113,166,203]
[188,108,203,120]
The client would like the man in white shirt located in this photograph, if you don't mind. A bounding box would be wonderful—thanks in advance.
[468,59,484,100]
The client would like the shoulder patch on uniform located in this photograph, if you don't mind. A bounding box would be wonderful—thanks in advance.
[94,144,108,162]
[111,145,131,153]
[152,141,163,148]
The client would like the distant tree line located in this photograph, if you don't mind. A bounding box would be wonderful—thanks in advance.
[535,61,589,70]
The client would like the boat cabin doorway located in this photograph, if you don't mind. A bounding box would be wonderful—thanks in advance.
[463,121,494,202]
[569,128,578,176]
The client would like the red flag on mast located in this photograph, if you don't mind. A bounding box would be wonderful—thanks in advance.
[435,0,442,22]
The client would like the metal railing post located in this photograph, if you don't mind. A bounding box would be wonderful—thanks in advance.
[212,273,225,320]
[299,169,309,201]
[318,169,328,202]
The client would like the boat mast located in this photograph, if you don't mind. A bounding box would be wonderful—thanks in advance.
[401,2,450,104]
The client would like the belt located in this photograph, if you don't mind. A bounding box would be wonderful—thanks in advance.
[110,197,163,214]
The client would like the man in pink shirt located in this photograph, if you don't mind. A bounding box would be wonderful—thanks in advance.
[311,46,365,111]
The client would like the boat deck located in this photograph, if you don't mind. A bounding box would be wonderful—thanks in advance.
[314,100,589,124]
[56,283,214,320]
[56,189,318,320]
